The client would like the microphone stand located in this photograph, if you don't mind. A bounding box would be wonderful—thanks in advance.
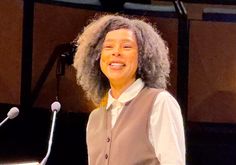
[40,47,64,164]
[41,42,71,164]
[0,117,9,127]
[40,109,59,165]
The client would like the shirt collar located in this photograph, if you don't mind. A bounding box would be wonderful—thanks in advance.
[106,78,145,110]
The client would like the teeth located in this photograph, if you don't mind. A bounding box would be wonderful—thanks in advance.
[110,63,124,66]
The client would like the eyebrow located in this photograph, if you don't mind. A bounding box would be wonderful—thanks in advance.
[104,39,134,42]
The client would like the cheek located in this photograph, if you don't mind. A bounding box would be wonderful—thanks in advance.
[100,53,104,64]
[129,53,138,68]
[100,52,108,62]
[100,54,107,73]
[134,60,138,73]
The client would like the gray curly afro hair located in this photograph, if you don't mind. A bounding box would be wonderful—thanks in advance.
[73,14,170,105]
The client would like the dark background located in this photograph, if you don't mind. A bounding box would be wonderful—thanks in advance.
[0,0,236,164]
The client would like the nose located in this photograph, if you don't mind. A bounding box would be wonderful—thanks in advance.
[112,45,121,56]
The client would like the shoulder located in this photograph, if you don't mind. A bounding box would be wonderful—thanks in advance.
[88,107,101,120]
[142,87,165,98]
[145,88,176,103]
[156,91,180,107]
[87,108,100,129]
[88,106,106,123]
[153,90,182,116]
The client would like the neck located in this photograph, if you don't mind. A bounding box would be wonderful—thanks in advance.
[110,79,136,99]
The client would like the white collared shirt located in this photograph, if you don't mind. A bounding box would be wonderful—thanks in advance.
[105,78,186,165]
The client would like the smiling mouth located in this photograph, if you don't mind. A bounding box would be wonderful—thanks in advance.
[108,62,126,69]
[109,62,125,66]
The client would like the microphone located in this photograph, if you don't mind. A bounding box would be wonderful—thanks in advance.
[40,101,61,165]
[0,107,19,127]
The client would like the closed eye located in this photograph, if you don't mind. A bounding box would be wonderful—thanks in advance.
[123,45,132,49]
[124,45,131,48]
[103,45,113,49]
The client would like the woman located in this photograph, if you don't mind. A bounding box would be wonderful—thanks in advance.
[73,14,185,165]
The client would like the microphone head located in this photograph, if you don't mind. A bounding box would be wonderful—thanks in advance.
[51,101,61,112]
[7,107,20,119]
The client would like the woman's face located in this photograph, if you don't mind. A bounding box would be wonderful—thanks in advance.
[100,28,138,87]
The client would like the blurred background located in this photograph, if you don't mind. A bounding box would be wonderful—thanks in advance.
[0,0,236,164]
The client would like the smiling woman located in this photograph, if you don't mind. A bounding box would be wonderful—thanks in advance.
[100,28,138,98]
[73,14,185,165]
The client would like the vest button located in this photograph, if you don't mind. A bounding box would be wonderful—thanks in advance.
[107,137,110,142]
[105,154,108,159]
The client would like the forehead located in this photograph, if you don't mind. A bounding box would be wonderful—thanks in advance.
[104,28,136,41]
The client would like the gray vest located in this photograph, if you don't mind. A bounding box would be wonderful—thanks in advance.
[87,87,162,165]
